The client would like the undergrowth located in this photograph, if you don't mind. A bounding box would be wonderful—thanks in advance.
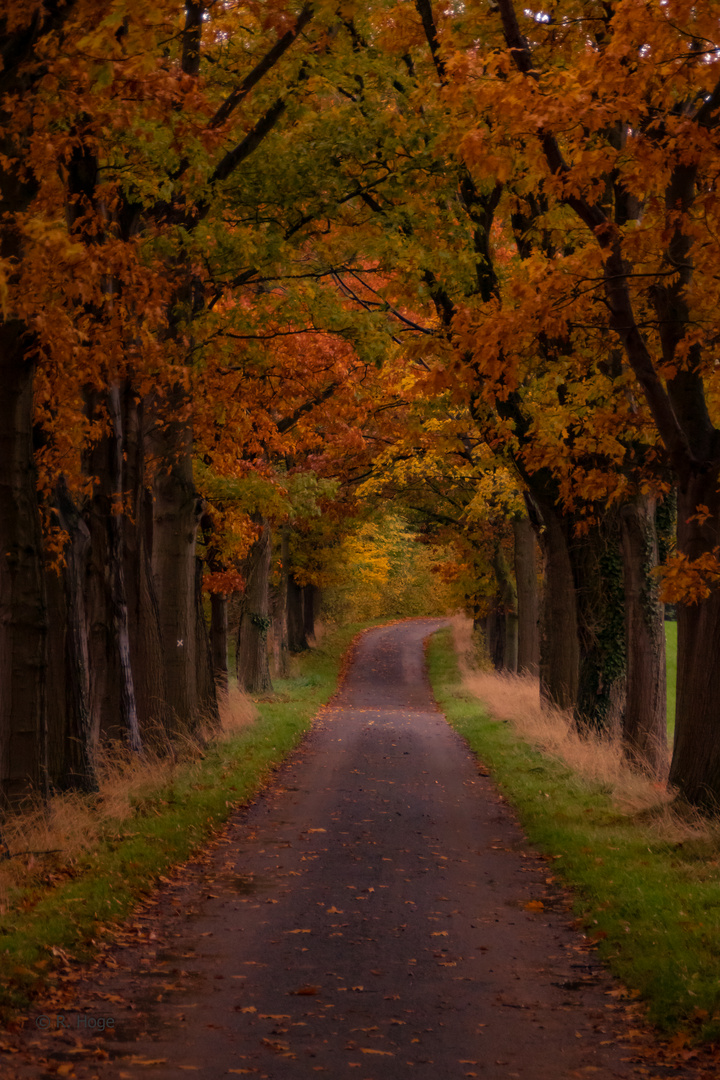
[428,620,720,1043]
[0,621,365,1015]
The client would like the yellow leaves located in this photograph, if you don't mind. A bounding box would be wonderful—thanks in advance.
[360,1048,394,1056]
[523,900,545,912]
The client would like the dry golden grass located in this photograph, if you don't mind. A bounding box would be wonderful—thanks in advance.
[449,615,692,826]
[0,685,258,909]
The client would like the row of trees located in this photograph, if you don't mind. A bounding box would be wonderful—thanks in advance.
[2,1,720,809]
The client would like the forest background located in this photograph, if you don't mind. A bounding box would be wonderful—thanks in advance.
[3,0,720,828]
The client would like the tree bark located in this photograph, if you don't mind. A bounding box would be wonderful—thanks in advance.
[123,389,168,739]
[287,573,308,653]
[195,557,219,727]
[533,500,580,709]
[210,593,229,689]
[236,518,273,694]
[669,468,720,806]
[149,384,206,731]
[303,583,318,642]
[270,527,289,678]
[0,327,48,803]
[513,515,539,675]
[570,512,626,735]
[484,598,506,671]
[490,542,518,671]
[620,495,667,774]
[51,481,97,790]
[84,388,142,752]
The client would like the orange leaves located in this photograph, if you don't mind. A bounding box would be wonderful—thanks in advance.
[658,550,720,606]
[202,569,244,597]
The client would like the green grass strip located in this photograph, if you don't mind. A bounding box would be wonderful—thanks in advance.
[427,628,720,1043]
[0,622,368,1015]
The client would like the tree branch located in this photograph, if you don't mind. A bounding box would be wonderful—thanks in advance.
[181,1,203,78]
[494,0,694,469]
[414,0,446,84]
[207,4,314,130]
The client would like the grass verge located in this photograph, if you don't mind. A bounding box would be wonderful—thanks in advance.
[0,622,367,1016]
[427,626,720,1043]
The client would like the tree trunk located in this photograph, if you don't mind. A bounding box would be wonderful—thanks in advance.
[570,512,626,735]
[195,557,219,726]
[210,593,229,690]
[150,384,205,731]
[303,583,318,642]
[123,389,168,740]
[533,501,579,709]
[270,528,289,678]
[287,573,308,653]
[49,482,98,790]
[236,518,273,694]
[513,515,539,675]
[0,328,48,803]
[45,565,67,788]
[484,598,505,671]
[669,468,720,806]
[491,542,518,672]
[620,495,667,774]
[84,388,142,752]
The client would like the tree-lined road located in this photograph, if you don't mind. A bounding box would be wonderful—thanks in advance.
[11,622,653,1077]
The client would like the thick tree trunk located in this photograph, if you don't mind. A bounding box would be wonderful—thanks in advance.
[270,528,289,678]
[570,513,626,735]
[484,599,505,671]
[0,329,48,803]
[303,583,318,642]
[534,502,579,709]
[491,542,518,672]
[45,565,67,787]
[150,385,207,730]
[49,481,97,790]
[210,593,229,689]
[84,388,142,752]
[620,495,667,774]
[513,515,539,675]
[108,387,142,752]
[287,573,308,653]
[236,519,273,694]
[123,389,168,739]
[195,558,219,726]
[669,469,720,807]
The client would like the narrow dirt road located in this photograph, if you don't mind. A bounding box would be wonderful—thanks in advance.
[5,621,683,1077]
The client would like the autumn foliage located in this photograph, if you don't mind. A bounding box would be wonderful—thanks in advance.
[2,1,720,811]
